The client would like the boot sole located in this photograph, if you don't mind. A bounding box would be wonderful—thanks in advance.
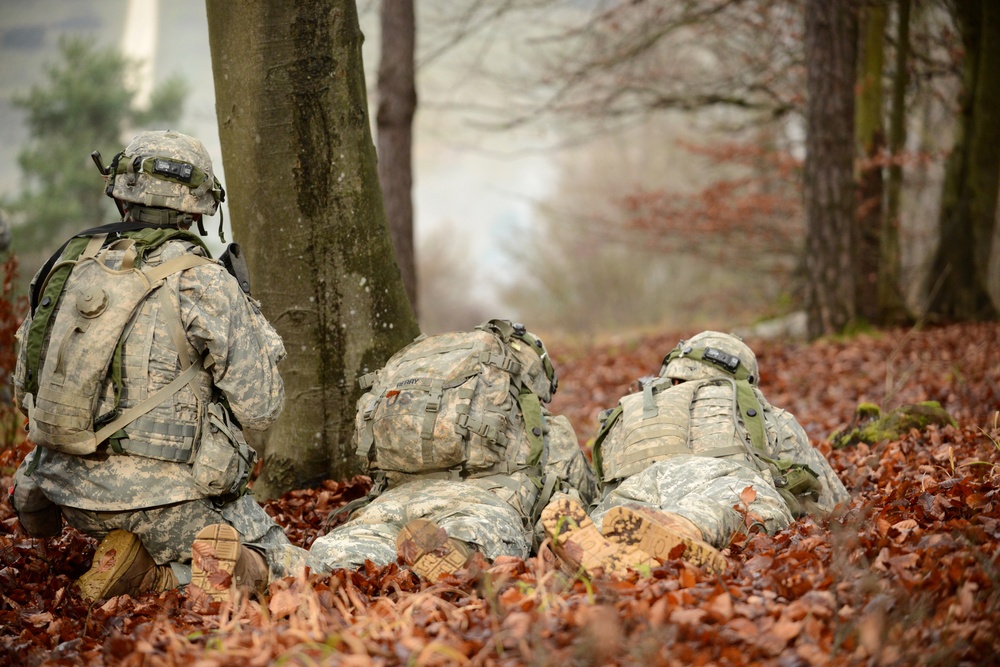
[540,498,655,578]
[77,530,144,602]
[396,519,470,582]
[602,506,728,574]
[191,524,242,602]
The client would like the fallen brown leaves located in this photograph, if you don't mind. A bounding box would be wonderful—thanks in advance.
[1,322,999,666]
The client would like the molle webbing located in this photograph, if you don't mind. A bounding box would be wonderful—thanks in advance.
[354,322,553,483]
[24,226,210,399]
[592,375,763,484]
[662,346,767,454]
[662,346,822,509]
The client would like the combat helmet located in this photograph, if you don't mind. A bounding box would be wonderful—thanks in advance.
[105,130,225,216]
[659,331,759,385]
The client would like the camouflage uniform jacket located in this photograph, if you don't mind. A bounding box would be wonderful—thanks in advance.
[13,237,285,511]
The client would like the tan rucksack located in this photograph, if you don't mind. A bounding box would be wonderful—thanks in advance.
[354,320,557,481]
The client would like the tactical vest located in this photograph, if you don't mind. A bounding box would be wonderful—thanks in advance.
[594,378,755,484]
[592,346,822,514]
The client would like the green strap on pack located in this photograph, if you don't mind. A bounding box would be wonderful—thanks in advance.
[23,227,210,401]
[662,346,766,452]
[516,388,545,467]
[481,319,557,396]
[591,404,624,484]
[22,236,92,397]
[662,345,825,514]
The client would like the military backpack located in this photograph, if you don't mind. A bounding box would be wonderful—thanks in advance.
[354,320,558,483]
[17,225,214,456]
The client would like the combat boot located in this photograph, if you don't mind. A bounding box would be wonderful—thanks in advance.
[396,518,472,582]
[191,524,269,602]
[77,530,178,601]
[602,504,728,574]
[541,497,656,578]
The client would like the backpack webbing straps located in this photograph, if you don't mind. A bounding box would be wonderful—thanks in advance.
[23,237,94,397]
[144,253,215,282]
[641,377,673,419]
[663,346,768,454]
[101,253,213,457]
[530,473,559,527]
[92,359,202,445]
[482,319,556,393]
[82,233,109,259]
[591,404,624,484]
[421,381,445,465]
[516,388,545,466]
[156,284,203,400]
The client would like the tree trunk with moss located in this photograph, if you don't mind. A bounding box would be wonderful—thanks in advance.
[206,0,420,499]
[924,0,1000,321]
[854,0,885,325]
[878,0,912,325]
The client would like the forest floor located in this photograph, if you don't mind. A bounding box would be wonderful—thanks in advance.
[1,322,999,666]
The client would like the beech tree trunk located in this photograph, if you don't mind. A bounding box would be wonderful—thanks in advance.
[804,0,859,339]
[879,0,911,324]
[854,1,886,324]
[924,0,1000,321]
[377,0,418,316]
[206,0,420,498]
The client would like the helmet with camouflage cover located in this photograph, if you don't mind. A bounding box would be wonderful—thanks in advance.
[659,331,759,385]
[106,130,225,216]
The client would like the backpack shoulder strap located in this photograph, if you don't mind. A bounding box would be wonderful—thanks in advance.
[99,251,215,456]
[591,404,624,484]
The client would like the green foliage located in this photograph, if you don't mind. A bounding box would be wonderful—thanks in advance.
[5,37,187,252]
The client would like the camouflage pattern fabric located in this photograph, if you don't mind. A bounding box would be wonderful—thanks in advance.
[591,455,795,548]
[59,494,313,583]
[110,130,222,215]
[10,234,296,582]
[311,413,598,572]
[309,479,531,571]
[13,239,285,511]
[590,388,849,548]
[763,401,849,514]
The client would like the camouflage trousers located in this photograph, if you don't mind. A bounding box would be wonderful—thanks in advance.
[310,478,531,572]
[592,455,794,548]
[61,494,312,584]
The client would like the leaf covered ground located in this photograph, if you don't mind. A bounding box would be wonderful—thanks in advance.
[1,322,999,666]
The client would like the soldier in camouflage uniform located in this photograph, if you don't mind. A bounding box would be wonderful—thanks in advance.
[9,130,311,602]
[543,331,849,577]
[310,323,598,582]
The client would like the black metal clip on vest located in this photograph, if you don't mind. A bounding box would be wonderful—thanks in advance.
[219,243,252,296]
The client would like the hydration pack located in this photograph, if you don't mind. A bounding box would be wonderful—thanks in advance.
[18,226,213,455]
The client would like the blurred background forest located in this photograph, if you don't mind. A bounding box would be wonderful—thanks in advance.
[0,0,996,339]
